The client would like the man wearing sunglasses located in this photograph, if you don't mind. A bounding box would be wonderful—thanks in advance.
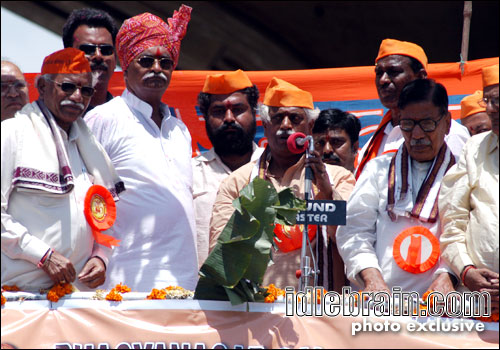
[1,60,29,121]
[85,6,199,293]
[1,48,123,292]
[440,64,499,315]
[337,79,458,297]
[63,8,118,110]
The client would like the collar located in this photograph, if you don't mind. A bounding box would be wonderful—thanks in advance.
[122,88,171,123]
[487,131,499,154]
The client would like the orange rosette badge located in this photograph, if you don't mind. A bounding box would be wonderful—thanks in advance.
[273,224,317,252]
[84,185,120,248]
[393,226,440,274]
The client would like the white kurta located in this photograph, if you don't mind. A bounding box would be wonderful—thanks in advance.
[84,89,198,291]
[192,145,264,267]
[439,131,499,278]
[1,104,110,292]
[337,153,451,296]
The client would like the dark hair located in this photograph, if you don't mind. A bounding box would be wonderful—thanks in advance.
[407,56,424,74]
[313,108,361,147]
[197,85,260,117]
[398,78,448,115]
[62,8,118,48]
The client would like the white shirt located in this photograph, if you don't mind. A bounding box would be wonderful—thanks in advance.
[192,145,264,267]
[84,89,198,291]
[1,106,109,292]
[337,154,451,296]
[439,131,499,277]
[357,119,470,167]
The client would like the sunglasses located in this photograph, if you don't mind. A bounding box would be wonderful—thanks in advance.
[78,44,114,56]
[136,56,174,70]
[47,79,95,98]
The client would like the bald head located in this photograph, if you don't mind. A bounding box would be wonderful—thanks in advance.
[1,61,29,121]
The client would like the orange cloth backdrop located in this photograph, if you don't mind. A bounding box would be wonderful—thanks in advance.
[24,57,499,156]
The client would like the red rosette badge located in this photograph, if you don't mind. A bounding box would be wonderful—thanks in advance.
[273,224,317,252]
[84,185,120,248]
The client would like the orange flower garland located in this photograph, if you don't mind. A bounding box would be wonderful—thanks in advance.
[46,283,73,302]
[1,293,6,306]
[2,285,20,292]
[147,288,167,300]
[264,284,285,303]
[105,283,131,301]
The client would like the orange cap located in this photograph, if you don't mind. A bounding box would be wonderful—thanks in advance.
[460,90,486,119]
[482,64,499,88]
[375,38,428,70]
[201,69,253,94]
[263,77,314,109]
[41,48,91,75]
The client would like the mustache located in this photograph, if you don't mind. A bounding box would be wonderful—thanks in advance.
[60,99,85,110]
[322,153,341,162]
[142,71,168,82]
[410,138,432,146]
[214,121,244,134]
[91,62,108,71]
[276,129,294,137]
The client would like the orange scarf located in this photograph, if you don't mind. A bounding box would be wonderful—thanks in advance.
[354,110,393,180]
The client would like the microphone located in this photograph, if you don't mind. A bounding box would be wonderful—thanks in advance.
[287,132,313,154]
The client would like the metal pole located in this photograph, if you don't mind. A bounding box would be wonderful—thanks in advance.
[460,1,472,75]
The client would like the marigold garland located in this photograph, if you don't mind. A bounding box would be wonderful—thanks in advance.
[264,284,285,303]
[46,283,73,302]
[105,289,123,301]
[147,288,167,300]
[2,285,20,292]
[114,283,131,293]
[1,293,6,306]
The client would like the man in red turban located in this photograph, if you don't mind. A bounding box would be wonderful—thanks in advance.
[85,6,200,292]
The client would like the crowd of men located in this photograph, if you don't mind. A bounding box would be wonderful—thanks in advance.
[1,5,498,313]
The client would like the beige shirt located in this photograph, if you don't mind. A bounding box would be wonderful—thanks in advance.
[439,131,499,278]
[209,154,356,289]
[192,145,264,267]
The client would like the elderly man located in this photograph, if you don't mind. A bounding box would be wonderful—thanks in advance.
[355,38,469,179]
[209,78,356,291]
[337,79,457,296]
[460,90,492,136]
[439,64,499,314]
[85,6,198,292]
[1,61,29,121]
[312,108,361,173]
[193,69,264,266]
[63,8,118,110]
[1,48,123,292]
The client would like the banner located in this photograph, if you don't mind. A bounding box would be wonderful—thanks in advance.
[24,57,499,156]
[1,299,498,349]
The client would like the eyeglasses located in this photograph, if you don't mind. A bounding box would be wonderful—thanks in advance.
[46,79,95,97]
[478,96,499,109]
[1,80,28,96]
[136,56,174,70]
[399,114,445,132]
[78,44,114,56]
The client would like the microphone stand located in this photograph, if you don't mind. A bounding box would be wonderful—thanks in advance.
[298,139,318,292]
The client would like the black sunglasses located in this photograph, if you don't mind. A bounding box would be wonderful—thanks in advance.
[47,79,95,98]
[136,56,174,70]
[78,44,114,56]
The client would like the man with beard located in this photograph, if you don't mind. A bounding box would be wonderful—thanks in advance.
[84,6,199,292]
[63,8,118,110]
[1,61,29,121]
[193,70,264,266]
[209,78,356,291]
[312,108,361,173]
[439,64,499,314]
[355,39,469,180]
[1,48,123,291]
